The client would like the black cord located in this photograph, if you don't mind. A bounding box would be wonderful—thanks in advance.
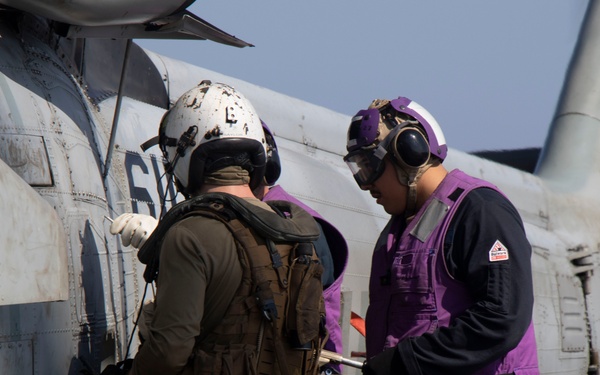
[158,170,178,219]
[124,281,150,360]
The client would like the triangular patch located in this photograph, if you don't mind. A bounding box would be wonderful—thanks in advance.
[489,240,509,262]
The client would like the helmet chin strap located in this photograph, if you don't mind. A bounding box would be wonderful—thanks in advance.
[394,163,432,221]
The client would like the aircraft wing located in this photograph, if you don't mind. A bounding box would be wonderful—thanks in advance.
[58,11,254,47]
[0,0,253,47]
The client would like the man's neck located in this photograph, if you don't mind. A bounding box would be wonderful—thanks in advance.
[197,184,256,199]
[416,164,449,208]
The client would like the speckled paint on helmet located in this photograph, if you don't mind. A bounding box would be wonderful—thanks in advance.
[158,80,266,193]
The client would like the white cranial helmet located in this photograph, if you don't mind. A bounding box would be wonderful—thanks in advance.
[158,80,266,196]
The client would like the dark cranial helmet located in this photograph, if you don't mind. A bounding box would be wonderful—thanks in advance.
[261,120,282,186]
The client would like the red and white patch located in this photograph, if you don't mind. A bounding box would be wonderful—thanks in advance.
[489,240,509,262]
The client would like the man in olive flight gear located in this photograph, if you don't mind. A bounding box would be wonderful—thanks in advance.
[344,96,539,375]
[110,119,349,375]
[112,81,328,375]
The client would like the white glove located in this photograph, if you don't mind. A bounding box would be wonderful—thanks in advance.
[110,213,158,249]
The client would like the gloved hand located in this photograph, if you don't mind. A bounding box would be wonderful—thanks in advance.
[362,346,402,375]
[110,213,158,249]
[101,359,133,375]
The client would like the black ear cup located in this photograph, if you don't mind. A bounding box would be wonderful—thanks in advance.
[393,127,430,168]
[263,131,281,185]
[265,155,281,185]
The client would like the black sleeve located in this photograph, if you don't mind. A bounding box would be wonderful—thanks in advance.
[397,188,534,374]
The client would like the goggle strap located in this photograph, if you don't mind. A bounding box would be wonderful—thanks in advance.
[373,145,388,160]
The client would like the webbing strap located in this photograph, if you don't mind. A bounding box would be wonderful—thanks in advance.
[269,320,292,375]
[218,215,293,375]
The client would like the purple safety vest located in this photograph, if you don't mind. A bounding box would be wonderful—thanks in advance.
[366,169,539,374]
[264,185,349,365]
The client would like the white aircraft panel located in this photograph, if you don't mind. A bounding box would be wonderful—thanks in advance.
[0,134,52,186]
[0,158,68,306]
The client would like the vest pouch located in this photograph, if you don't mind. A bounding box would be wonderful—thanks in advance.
[192,343,258,375]
[286,243,324,349]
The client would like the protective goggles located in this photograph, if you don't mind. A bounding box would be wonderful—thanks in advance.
[344,120,430,186]
[343,145,388,186]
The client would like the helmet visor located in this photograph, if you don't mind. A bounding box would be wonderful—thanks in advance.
[343,146,388,186]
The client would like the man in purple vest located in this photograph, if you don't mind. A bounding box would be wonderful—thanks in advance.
[343,97,539,375]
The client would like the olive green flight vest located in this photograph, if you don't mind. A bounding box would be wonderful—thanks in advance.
[139,193,327,375]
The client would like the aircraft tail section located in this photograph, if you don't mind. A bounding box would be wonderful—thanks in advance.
[536,0,600,195]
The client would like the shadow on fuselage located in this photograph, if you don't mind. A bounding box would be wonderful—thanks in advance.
[470,147,541,174]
